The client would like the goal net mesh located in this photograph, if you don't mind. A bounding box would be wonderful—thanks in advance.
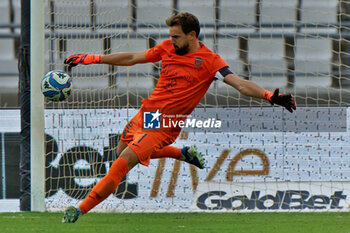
[43,0,350,212]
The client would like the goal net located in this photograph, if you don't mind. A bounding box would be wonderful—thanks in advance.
[42,0,350,212]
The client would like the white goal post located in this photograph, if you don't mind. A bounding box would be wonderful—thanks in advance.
[30,0,45,212]
[29,0,350,212]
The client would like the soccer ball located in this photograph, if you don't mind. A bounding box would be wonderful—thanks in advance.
[41,70,72,101]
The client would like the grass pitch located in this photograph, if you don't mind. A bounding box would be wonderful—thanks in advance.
[1,212,350,233]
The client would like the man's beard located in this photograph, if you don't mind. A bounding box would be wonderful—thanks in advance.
[174,44,190,55]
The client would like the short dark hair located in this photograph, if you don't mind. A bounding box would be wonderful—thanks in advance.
[165,12,200,38]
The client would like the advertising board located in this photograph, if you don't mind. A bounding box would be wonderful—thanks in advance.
[1,108,349,212]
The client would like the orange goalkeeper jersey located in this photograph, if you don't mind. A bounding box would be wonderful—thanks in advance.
[144,39,228,115]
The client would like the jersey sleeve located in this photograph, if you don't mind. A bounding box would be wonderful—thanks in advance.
[145,40,166,63]
[211,54,229,77]
[215,66,233,81]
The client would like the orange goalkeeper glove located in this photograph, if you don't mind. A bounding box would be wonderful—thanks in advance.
[263,88,296,113]
[64,54,102,69]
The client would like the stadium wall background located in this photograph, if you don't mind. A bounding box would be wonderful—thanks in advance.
[0,133,20,199]
[1,107,349,212]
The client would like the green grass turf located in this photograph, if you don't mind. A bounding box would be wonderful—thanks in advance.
[1,212,350,233]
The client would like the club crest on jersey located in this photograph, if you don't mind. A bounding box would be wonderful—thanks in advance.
[194,57,203,67]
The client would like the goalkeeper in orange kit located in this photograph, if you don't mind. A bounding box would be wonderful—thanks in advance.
[62,12,296,223]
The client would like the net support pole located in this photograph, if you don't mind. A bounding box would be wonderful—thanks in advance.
[19,0,31,211]
[30,0,45,212]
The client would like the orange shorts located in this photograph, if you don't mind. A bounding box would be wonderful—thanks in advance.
[120,109,180,166]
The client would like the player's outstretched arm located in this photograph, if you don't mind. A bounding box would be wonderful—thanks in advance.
[224,73,296,113]
[64,51,148,69]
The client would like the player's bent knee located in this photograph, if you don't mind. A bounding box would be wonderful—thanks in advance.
[116,140,128,157]
[119,147,140,170]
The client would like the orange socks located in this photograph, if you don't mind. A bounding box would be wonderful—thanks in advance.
[79,157,129,214]
[79,146,181,214]
[150,146,182,160]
